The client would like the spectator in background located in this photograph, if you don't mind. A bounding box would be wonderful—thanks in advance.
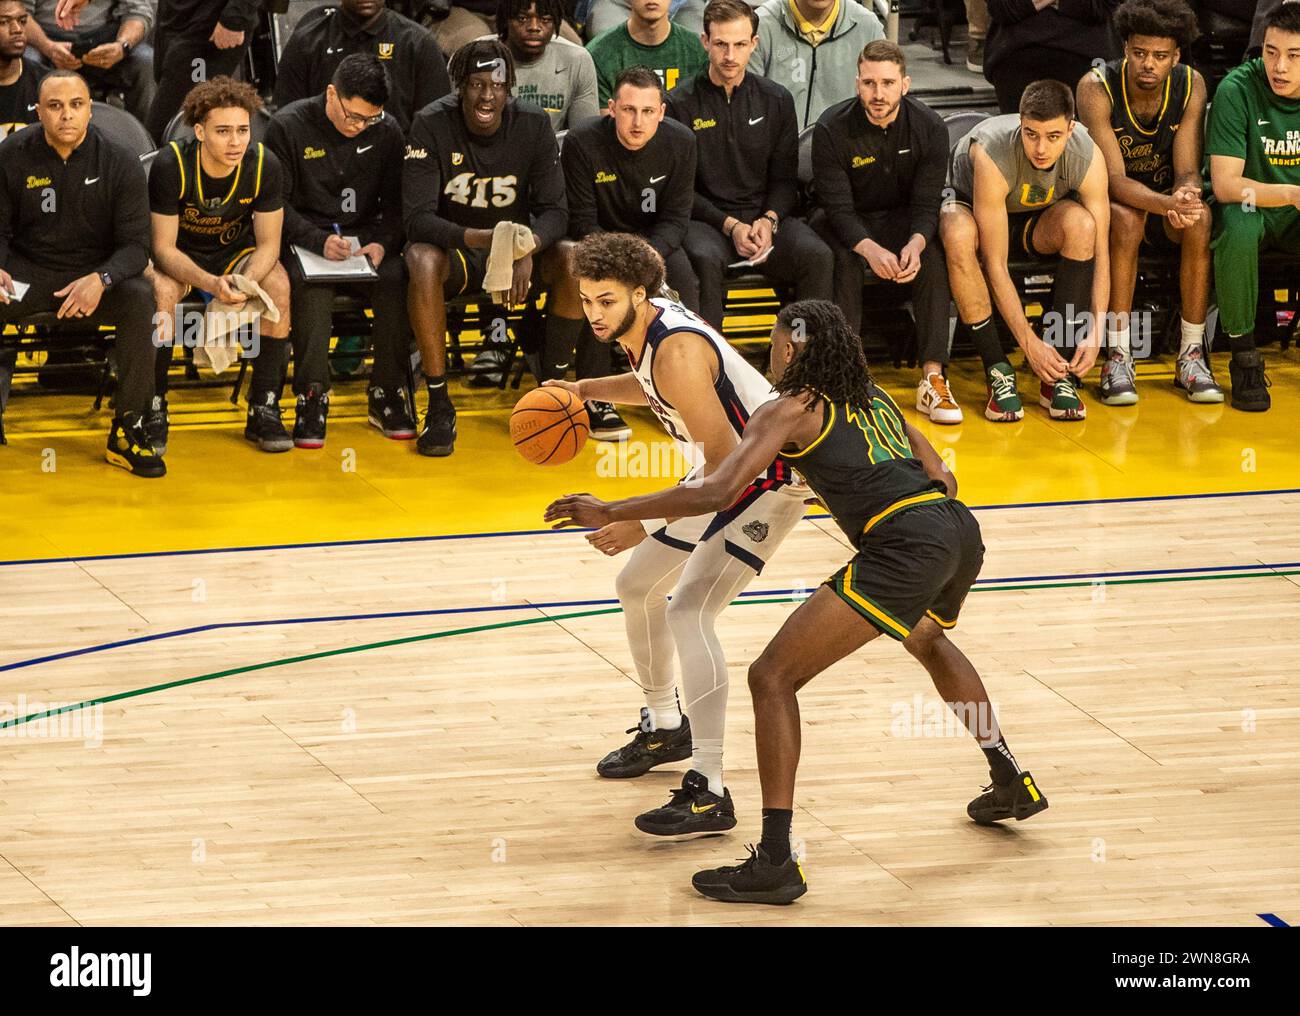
[0,71,160,476]
[586,0,705,40]
[148,77,293,454]
[0,0,43,135]
[402,39,570,458]
[494,0,599,129]
[24,0,155,123]
[588,0,706,105]
[273,0,450,131]
[265,54,413,449]
[751,0,884,130]
[965,0,988,73]
[812,40,956,423]
[985,0,1121,114]
[1206,2,1300,413]
[667,0,831,329]
[556,64,697,438]
[433,0,581,54]
[146,0,259,143]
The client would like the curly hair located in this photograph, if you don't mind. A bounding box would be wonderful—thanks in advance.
[448,37,517,92]
[572,233,665,296]
[773,301,875,410]
[181,76,262,126]
[1113,0,1199,51]
[496,0,566,43]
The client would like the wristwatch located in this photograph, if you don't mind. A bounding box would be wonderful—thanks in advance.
[98,271,113,289]
[119,39,132,56]
[763,212,780,234]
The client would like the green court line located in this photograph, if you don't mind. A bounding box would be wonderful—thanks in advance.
[4,569,1299,732]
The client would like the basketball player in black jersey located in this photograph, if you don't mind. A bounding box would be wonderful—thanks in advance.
[1077,0,1221,407]
[548,300,1049,904]
[149,77,293,454]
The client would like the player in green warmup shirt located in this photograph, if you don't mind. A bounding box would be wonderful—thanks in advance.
[1206,4,1300,413]
[587,0,706,106]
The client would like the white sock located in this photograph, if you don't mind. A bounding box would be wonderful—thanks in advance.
[1180,319,1206,357]
[691,739,724,797]
[1108,325,1131,358]
[647,701,682,731]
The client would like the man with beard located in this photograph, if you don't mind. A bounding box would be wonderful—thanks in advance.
[1077,0,1220,407]
[0,0,44,136]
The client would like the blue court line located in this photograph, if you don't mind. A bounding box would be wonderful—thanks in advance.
[2,486,1297,569]
[4,559,1299,676]
[1257,913,1291,927]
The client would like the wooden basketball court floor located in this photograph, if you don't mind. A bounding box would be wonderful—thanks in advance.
[1,351,1298,926]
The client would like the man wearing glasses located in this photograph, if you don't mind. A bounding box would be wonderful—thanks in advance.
[493,0,599,131]
[273,0,451,130]
[265,54,414,448]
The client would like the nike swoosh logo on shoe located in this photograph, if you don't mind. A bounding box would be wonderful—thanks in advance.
[690,802,717,814]
[647,741,663,750]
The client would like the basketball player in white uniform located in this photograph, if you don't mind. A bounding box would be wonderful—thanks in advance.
[545,232,806,838]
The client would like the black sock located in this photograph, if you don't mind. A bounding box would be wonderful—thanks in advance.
[154,342,174,398]
[760,808,793,861]
[968,316,1006,374]
[1227,331,1257,356]
[981,736,1021,785]
[249,338,287,402]
[541,315,583,382]
[1049,256,1095,364]
[425,375,451,408]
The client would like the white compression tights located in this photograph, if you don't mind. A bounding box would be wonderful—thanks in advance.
[614,526,764,794]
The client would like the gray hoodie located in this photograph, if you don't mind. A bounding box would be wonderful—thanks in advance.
[752,0,884,131]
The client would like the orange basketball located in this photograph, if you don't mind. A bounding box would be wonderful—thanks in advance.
[510,386,590,465]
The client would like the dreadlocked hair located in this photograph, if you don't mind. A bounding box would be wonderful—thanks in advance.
[773,300,875,412]
[448,38,516,92]
[496,0,566,43]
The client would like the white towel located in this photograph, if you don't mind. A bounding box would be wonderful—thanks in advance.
[196,274,282,374]
[482,221,536,305]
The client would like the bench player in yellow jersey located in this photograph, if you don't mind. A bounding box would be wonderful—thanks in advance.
[547,299,1049,904]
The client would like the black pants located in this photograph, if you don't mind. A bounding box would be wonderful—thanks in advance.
[813,211,953,365]
[286,254,412,393]
[682,217,834,330]
[147,33,249,143]
[0,256,155,416]
[987,46,1098,115]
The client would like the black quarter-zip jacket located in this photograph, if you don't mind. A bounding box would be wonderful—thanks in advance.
[0,122,149,282]
[811,94,949,249]
[561,113,696,258]
[265,94,406,256]
[272,6,451,132]
[665,69,798,228]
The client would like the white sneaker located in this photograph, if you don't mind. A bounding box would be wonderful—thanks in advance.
[916,372,963,424]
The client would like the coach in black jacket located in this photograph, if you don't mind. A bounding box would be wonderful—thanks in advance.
[811,40,953,421]
[272,0,451,132]
[0,71,160,474]
[266,54,414,447]
[665,0,831,330]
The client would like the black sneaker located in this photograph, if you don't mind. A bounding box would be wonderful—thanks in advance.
[1229,350,1271,412]
[106,412,166,478]
[967,769,1049,825]
[692,843,807,905]
[586,400,631,442]
[144,395,169,455]
[596,708,692,778]
[635,769,737,838]
[417,399,457,456]
[293,387,328,449]
[469,341,511,375]
[244,391,294,452]
[368,385,416,440]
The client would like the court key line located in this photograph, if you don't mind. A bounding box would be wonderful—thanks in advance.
[3,566,1300,733]
[5,560,1300,676]
[1,486,1297,568]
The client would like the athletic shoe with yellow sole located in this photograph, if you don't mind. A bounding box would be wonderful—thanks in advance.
[106,412,166,478]
[596,708,692,778]
[634,769,736,838]
[1039,374,1086,420]
[692,843,808,905]
[967,769,1049,824]
[984,362,1024,422]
